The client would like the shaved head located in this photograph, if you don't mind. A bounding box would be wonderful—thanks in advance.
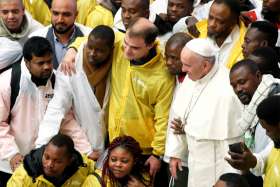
[51,0,77,13]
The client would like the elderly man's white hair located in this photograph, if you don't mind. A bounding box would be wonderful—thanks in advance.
[0,37,22,70]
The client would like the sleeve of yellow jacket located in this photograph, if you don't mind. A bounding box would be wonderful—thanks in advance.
[86,5,114,28]
[82,174,102,187]
[29,1,51,26]
[151,69,175,156]
[7,165,35,186]
[76,0,96,25]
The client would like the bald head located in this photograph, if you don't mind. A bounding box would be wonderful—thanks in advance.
[0,0,23,6]
[51,0,77,12]
[127,17,158,45]
[51,0,77,35]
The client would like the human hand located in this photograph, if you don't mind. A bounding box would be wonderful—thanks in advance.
[185,16,199,38]
[171,118,185,134]
[127,175,146,187]
[10,153,23,171]
[159,13,168,21]
[88,150,101,161]
[145,155,161,177]
[225,142,257,171]
[59,48,77,76]
[169,157,182,179]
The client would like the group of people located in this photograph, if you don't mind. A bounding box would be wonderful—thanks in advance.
[0,0,280,186]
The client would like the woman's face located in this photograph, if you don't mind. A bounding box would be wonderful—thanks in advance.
[108,147,135,178]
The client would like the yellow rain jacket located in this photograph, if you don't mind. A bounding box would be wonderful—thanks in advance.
[29,0,96,26]
[23,0,32,14]
[196,19,246,69]
[263,148,280,187]
[86,5,114,28]
[82,169,151,187]
[7,154,94,187]
[108,36,175,156]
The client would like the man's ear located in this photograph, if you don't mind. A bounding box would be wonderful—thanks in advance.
[256,70,262,82]
[260,40,268,47]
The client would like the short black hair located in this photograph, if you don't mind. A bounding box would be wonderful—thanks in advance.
[213,0,241,18]
[257,95,280,126]
[89,25,115,48]
[23,36,53,61]
[139,0,150,10]
[250,21,278,47]
[219,173,250,187]
[230,59,260,75]
[166,32,193,49]
[251,47,280,78]
[47,134,75,157]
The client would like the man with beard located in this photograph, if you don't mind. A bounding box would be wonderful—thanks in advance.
[241,21,278,58]
[0,37,92,186]
[193,0,247,68]
[229,59,280,186]
[25,0,96,26]
[0,0,43,45]
[243,0,280,46]
[226,95,280,187]
[35,26,115,163]
[29,0,91,69]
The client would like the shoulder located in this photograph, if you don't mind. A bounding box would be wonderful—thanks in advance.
[0,68,12,92]
[28,26,50,38]
[7,165,31,186]
[75,23,92,36]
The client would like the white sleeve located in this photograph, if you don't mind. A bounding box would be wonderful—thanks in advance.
[164,105,188,162]
[35,71,73,147]
[251,141,273,176]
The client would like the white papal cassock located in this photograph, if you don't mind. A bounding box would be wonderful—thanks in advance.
[165,61,245,187]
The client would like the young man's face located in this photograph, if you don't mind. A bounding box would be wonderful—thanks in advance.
[230,66,261,105]
[167,0,193,23]
[0,0,24,33]
[25,53,53,80]
[242,28,264,58]
[165,42,184,75]
[42,143,72,177]
[260,119,280,148]
[85,36,112,66]
[51,0,77,34]
[121,0,149,29]
[123,33,153,61]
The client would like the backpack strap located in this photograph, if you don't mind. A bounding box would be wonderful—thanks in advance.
[92,172,103,185]
[10,61,21,111]
[50,73,56,89]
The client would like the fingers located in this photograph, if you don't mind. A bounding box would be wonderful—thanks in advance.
[171,119,185,134]
[228,151,243,159]
[225,156,244,170]
[170,164,178,179]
